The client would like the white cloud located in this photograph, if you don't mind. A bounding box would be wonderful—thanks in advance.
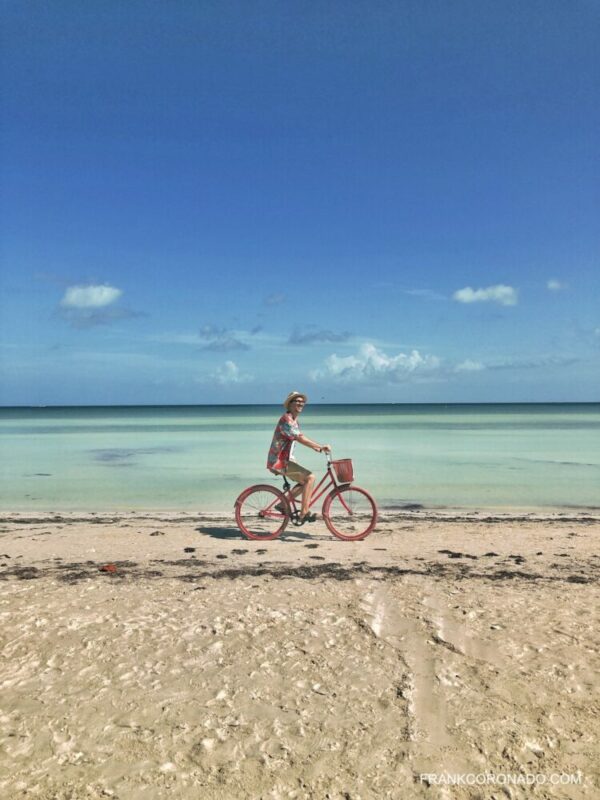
[61,284,122,308]
[547,279,567,291]
[455,359,485,372]
[58,283,141,329]
[453,284,518,306]
[311,343,440,384]
[212,360,252,385]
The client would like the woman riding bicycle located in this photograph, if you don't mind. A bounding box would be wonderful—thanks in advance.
[267,391,331,524]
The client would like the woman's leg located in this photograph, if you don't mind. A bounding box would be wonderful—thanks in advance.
[284,464,315,519]
[286,480,311,511]
[288,483,303,500]
[300,474,315,517]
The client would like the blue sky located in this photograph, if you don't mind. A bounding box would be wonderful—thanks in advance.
[1,0,599,405]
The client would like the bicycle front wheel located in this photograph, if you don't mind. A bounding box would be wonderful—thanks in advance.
[235,484,289,540]
[322,486,377,541]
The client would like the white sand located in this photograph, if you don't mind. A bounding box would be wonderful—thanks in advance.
[1,510,599,798]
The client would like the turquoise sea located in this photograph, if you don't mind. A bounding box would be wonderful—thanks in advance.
[1,404,599,512]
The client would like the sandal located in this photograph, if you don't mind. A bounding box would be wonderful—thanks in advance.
[300,512,317,524]
[275,503,287,514]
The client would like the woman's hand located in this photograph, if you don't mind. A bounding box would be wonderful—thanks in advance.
[320,444,332,453]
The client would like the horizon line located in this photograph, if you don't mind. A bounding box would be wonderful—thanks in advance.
[1,401,599,410]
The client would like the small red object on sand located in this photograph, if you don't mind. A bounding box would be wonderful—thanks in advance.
[99,563,117,573]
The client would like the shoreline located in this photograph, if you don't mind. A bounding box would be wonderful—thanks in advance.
[2,506,600,524]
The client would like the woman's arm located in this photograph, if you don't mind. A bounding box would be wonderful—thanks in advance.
[297,434,331,453]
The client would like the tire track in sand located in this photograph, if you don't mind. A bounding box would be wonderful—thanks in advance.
[358,581,452,751]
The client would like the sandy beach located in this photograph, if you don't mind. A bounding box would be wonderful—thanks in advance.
[1,509,599,799]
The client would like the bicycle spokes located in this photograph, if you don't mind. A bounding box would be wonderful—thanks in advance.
[235,485,289,540]
[323,486,377,541]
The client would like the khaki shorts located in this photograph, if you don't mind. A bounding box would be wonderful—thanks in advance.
[283,461,311,483]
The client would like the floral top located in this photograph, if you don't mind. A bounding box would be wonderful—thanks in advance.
[267,412,301,473]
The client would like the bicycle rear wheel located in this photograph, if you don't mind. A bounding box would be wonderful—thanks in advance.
[235,484,289,540]
[322,485,377,541]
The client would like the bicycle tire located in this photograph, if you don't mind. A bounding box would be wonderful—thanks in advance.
[235,484,289,540]
[322,485,377,541]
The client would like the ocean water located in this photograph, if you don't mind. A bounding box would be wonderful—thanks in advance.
[1,404,599,512]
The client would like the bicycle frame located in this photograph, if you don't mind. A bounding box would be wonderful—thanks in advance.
[266,455,352,521]
[283,468,335,511]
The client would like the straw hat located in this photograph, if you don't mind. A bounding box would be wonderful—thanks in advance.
[283,390,308,410]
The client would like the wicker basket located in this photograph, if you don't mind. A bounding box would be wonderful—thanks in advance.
[332,458,353,484]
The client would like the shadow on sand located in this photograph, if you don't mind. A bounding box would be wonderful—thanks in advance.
[196,526,241,540]
[196,525,329,542]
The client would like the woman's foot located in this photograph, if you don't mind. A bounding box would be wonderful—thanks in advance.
[275,503,287,514]
[300,512,317,524]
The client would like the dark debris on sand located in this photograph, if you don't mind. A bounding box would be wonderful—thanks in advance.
[0,556,598,586]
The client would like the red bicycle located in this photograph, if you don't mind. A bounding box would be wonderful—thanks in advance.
[234,454,378,541]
